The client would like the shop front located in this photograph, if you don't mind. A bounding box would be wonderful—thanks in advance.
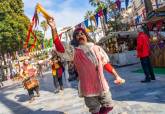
[98,31,140,66]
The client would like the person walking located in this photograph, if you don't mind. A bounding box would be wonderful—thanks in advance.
[56,57,64,91]
[48,18,125,114]
[20,59,40,103]
[136,27,156,83]
[62,60,71,87]
[50,58,60,93]
[37,60,44,77]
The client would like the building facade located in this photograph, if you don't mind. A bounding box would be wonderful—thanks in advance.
[131,0,165,23]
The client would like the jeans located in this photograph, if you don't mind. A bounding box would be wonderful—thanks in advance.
[140,56,155,80]
[58,76,63,87]
[53,76,60,90]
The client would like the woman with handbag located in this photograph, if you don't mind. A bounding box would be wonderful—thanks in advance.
[20,59,40,103]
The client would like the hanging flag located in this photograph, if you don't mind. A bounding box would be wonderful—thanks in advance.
[115,0,121,11]
[98,10,103,17]
[84,19,89,28]
[147,22,153,30]
[90,15,96,26]
[135,16,140,25]
[49,38,53,47]
[103,8,108,23]
[41,42,44,49]
[156,20,163,31]
[95,13,99,27]
[36,3,52,20]
[125,0,129,9]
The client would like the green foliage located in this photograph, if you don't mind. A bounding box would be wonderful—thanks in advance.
[0,0,30,53]
[40,21,48,32]
[89,0,99,7]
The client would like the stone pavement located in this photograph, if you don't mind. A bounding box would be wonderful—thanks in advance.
[0,64,165,114]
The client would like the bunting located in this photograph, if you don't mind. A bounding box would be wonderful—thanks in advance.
[90,15,97,26]
[41,42,44,49]
[84,19,89,28]
[115,0,121,11]
[95,13,99,27]
[98,10,103,17]
[147,22,153,30]
[125,0,129,9]
[135,15,140,25]
[156,20,163,31]
[103,8,108,23]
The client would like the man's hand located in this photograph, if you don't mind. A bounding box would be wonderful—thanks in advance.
[114,76,125,85]
[47,18,56,29]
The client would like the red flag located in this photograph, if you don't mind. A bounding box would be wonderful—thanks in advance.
[98,10,103,17]
[147,22,153,30]
[156,20,163,31]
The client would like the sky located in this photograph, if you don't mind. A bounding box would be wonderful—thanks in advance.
[23,0,94,37]
[23,0,130,38]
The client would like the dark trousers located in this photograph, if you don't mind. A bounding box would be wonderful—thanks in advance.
[27,86,39,98]
[58,76,63,87]
[140,56,155,80]
[53,76,59,89]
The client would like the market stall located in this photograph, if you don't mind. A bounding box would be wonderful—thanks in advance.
[145,6,165,67]
[98,31,140,66]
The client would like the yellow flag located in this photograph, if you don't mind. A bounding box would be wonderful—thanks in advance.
[85,28,91,33]
[36,3,52,20]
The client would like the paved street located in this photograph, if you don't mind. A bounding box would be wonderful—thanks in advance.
[0,64,165,114]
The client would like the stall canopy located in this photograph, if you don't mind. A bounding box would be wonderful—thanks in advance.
[98,31,138,44]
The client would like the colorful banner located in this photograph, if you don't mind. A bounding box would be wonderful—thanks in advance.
[36,3,52,20]
[90,15,97,26]
[94,13,99,27]
[103,8,108,23]
[98,10,103,17]
[115,0,121,11]
[125,0,129,9]
[135,15,140,25]
[147,22,153,30]
[84,19,89,28]
[156,20,163,31]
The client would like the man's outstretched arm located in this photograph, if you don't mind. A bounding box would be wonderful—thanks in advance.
[104,63,125,84]
[48,18,65,53]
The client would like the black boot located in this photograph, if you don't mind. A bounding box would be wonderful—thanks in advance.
[141,79,151,83]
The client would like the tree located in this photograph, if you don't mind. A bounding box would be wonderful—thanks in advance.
[89,0,100,7]
[0,0,30,54]
[40,20,49,39]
